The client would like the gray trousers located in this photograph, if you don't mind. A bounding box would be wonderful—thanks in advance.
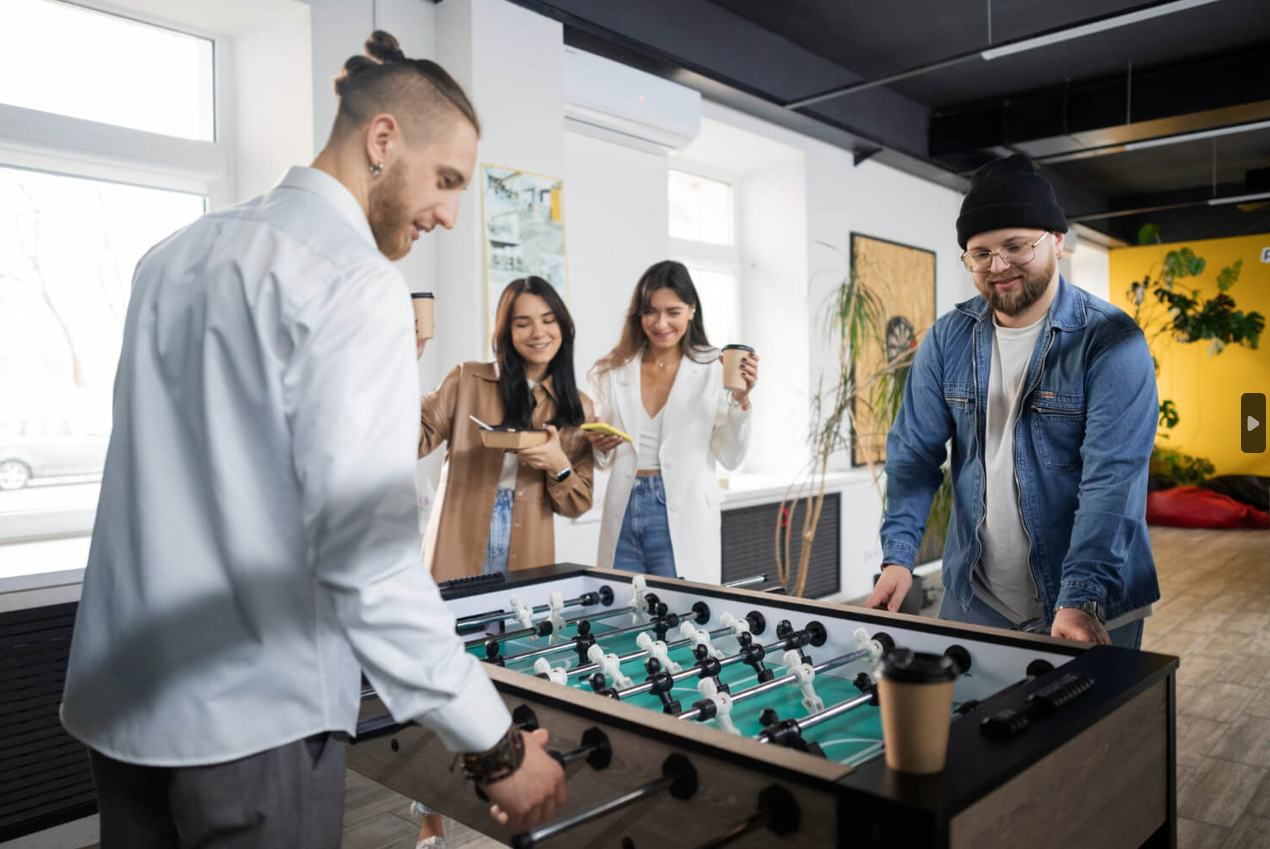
[89,732,347,849]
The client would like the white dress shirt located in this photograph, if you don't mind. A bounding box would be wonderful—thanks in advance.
[60,166,510,766]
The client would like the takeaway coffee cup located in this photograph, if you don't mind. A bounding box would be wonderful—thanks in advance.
[412,292,435,341]
[721,344,754,393]
[875,649,959,775]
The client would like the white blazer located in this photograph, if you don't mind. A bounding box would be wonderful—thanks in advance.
[590,350,752,584]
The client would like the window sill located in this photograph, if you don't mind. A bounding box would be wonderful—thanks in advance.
[0,536,90,600]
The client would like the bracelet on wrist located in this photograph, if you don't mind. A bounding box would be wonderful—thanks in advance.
[461,724,525,785]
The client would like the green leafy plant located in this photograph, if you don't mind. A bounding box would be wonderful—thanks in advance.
[776,245,951,597]
[1150,446,1215,487]
[1128,226,1264,485]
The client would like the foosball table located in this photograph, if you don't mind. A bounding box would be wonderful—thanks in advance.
[349,566,1178,849]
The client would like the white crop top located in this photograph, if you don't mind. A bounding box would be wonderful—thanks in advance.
[638,405,665,470]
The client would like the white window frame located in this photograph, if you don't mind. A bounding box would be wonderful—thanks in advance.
[0,0,234,546]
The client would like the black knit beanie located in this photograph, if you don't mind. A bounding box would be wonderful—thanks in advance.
[956,154,1067,248]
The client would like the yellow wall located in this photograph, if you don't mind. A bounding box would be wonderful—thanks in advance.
[1110,232,1270,476]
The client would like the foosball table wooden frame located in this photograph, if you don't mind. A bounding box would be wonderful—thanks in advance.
[349,565,1178,849]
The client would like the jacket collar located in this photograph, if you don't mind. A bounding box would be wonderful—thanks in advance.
[953,275,1087,332]
[474,360,557,401]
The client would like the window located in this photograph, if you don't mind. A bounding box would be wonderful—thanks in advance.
[0,1,228,547]
[0,0,216,140]
[668,167,742,348]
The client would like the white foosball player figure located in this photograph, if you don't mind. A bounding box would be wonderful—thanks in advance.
[781,649,824,714]
[510,595,536,637]
[636,631,682,673]
[853,627,886,662]
[679,621,726,660]
[628,575,649,624]
[546,591,568,645]
[587,644,634,689]
[719,611,751,642]
[696,677,739,734]
[532,657,569,685]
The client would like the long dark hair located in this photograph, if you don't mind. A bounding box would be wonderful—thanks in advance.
[594,260,715,376]
[492,277,586,428]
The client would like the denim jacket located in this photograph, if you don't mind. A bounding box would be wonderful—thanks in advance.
[880,277,1160,623]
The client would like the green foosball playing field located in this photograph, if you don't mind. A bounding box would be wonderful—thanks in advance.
[468,618,897,767]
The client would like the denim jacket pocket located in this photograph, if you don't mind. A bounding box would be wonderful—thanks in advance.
[1030,391,1085,472]
[942,382,973,415]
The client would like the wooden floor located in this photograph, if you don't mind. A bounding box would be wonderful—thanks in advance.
[339,526,1270,849]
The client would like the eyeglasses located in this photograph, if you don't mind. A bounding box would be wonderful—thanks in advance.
[960,232,1050,273]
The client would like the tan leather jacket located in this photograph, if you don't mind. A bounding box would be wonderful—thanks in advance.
[419,361,594,580]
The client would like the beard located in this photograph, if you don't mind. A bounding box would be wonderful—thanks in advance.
[367,164,413,261]
[977,251,1055,317]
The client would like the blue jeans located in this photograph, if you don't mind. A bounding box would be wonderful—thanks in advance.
[612,474,677,578]
[481,489,514,576]
[937,590,1144,649]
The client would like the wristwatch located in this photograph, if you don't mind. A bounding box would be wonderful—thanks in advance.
[552,466,572,483]
[1057,601,1106,624]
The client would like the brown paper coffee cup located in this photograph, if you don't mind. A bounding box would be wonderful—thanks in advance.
[721,344,753,393]
[412,292,435,341]
[875,650,959,775]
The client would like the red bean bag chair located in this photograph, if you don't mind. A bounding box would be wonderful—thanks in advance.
[1146,486,1270,529]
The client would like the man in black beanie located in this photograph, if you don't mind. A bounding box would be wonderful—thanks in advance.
[866,154,1159,648]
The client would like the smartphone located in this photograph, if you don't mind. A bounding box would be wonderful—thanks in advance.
[580,422,633,442]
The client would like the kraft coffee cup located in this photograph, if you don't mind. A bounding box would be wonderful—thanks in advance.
[721,344,754,393]
[412,292,435,341]
[875,649,959,775]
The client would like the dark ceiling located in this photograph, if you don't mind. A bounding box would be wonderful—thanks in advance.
[508,0,1270,244]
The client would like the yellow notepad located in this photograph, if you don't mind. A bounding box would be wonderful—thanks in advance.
[580,422,633,442]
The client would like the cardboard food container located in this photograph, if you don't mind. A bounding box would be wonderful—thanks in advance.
[478,427,549,450]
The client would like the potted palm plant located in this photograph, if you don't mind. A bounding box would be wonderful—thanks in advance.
[776,247,951,597]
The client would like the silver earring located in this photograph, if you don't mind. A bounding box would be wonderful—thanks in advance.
[369,162,384,177]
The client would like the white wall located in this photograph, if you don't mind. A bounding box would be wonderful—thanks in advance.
[690,101,972,600]
[1064,236,1111,302]
[554,130,672,562]
[738,157,810,477]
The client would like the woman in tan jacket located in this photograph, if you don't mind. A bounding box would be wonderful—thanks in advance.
[418,276,594,582]
[412,276,592,848]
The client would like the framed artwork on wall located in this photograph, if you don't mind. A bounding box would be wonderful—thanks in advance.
[848,233,936,468]
[479,164,568,344]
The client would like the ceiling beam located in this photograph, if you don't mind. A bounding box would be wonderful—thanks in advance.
[930,44,1270,161]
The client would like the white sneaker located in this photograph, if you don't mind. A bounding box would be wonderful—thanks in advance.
[406,800,433,822]
[416,838,447,849]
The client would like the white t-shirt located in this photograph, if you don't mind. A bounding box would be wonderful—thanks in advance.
[973,314,1047,624]
[497,379,536,491]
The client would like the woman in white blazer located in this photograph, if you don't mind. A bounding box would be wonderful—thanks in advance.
[586,261,759,584]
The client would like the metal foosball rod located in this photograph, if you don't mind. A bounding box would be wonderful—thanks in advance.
[509,754,698,849]
[563,610,767,680]
[594,620,828,714]
[464,599,641,648]
[722,574,767,589]
[455,585,617,630]
[754,683,877,756]
[486,601,712,667]
[675,638,887,724]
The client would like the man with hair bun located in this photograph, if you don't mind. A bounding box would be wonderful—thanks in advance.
[61,31,566,848]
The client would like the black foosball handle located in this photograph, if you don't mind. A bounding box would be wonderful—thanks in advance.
[510,754,697,849]
[980,673,1094,741]
[692,785,801,849]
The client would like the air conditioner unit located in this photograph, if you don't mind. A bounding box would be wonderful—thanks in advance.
[563,47,701,155]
